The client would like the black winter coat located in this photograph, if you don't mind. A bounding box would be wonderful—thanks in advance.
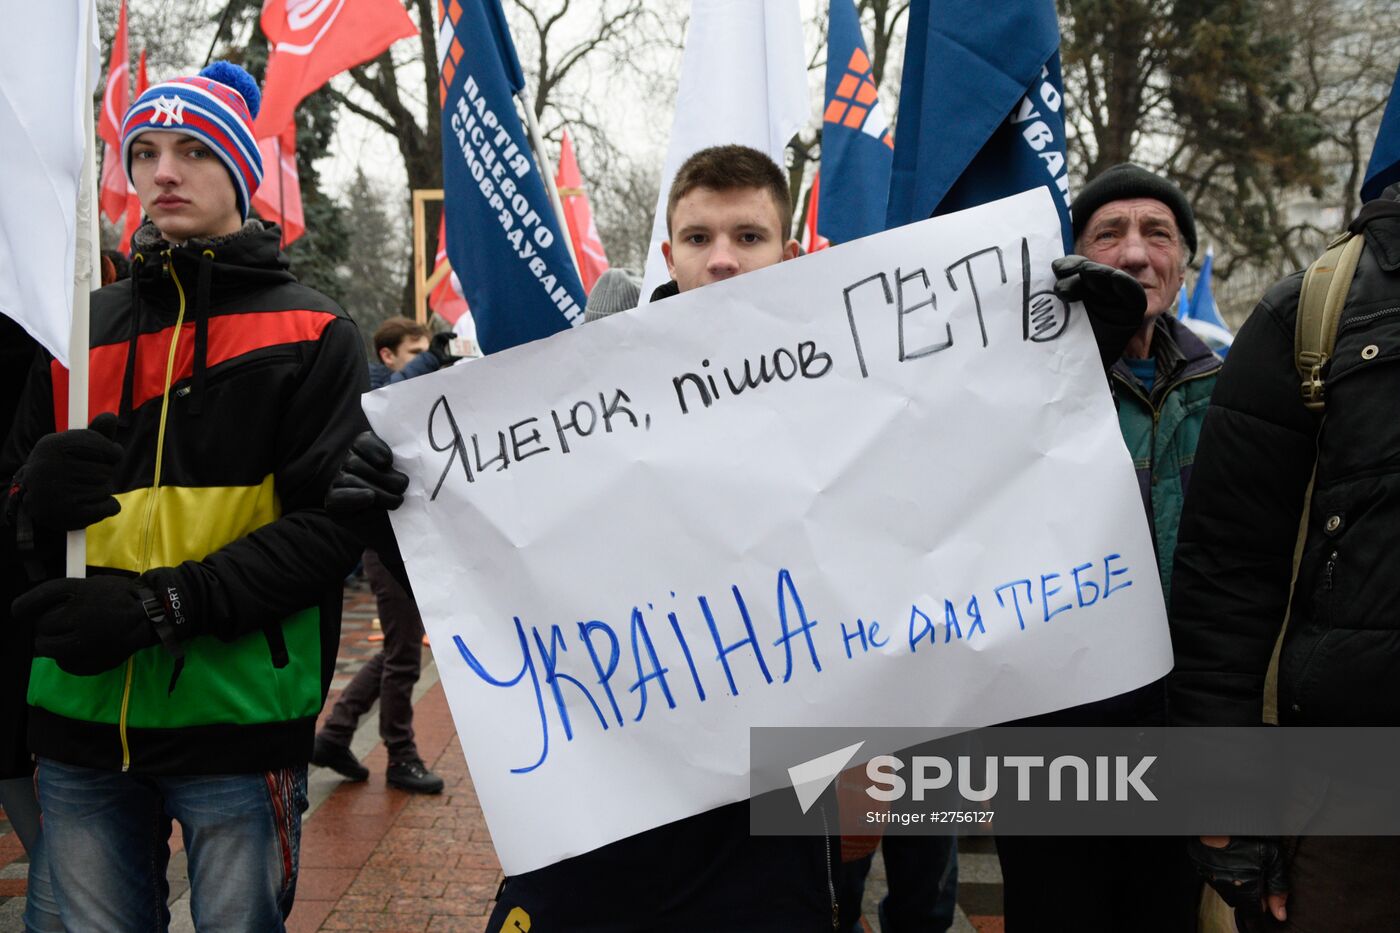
[1169,186,1400,726]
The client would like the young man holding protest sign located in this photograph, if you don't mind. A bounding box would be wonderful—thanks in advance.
[330,142,1158,930]
[1,62,366,931]
[329,143,839,930]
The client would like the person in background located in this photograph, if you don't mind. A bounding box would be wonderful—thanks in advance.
[583,268,642,322]
[310,316,460,795]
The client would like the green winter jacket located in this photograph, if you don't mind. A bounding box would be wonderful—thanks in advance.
[1109,314,1221,605]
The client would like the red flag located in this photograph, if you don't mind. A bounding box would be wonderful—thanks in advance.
[250,123,305,245]
[554,129,609,293]
[98,0,129,148]
[428,214,470,326]
[117,50,148,253]
[100,147,129,226]
[801,171,830,253]
[98,0,131,223]
[256,0,417,137]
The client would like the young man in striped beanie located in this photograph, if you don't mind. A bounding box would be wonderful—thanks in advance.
[2,61,367,931]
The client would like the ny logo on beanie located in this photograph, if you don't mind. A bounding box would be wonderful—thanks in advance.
[151,96,186,127]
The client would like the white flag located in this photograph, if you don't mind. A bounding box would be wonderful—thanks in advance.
[0,0,101,367]
[640,0,810,301]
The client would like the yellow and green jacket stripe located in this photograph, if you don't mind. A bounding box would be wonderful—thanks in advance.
[2,223,368,775]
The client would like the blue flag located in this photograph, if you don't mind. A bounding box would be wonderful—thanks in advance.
[1187,248,1228,331]
[817,0,893,243]
[887,0,1071,249]
[1362,62,1400,203]
[438,0,585,354]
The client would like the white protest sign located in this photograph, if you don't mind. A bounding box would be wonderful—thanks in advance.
[364,188,1172,874]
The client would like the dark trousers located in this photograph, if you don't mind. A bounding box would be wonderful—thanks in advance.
[996,835,1200,932]
[319,550,424,764]
[839,835,958,933]
[1234,836,1400,933]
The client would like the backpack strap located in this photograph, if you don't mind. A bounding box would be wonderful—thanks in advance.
[1296,231,1366,411]
[1269,230,1365,718]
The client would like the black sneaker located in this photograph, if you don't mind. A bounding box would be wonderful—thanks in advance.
[311,736,369,782]
[386,757,445,794]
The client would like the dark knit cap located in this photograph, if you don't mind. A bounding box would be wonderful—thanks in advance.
[1070,163,1197,260]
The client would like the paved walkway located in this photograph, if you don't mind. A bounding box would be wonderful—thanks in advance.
[0,580,1006,932]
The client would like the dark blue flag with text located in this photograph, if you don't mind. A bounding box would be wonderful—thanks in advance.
[817,0,894,244]
[887,0,1072,249]
[1362,62,1400,203]
[438,0,584,353]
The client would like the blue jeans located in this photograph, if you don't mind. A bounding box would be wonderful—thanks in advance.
[1,776,62,932]
[33,758,308,933]
[22,830,62,933]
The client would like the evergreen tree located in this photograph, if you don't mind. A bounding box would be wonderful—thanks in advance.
[1060,0,1326,279]
[338,169,410,350]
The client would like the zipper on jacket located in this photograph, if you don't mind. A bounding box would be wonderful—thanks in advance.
[1335,305,1400,337]
[1113,366,1218,437]
[1111,366,1216,566]
[1325,550,1338,591]
[119,252,188,772]
[820,804,838,930]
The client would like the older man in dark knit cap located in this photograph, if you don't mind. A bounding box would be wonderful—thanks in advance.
[996,163,1220,933]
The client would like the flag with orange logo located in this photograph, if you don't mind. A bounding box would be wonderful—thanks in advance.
[818,0,892,244]
[555,129,609,293]
[97,0,130,223]
[438,0,584,353]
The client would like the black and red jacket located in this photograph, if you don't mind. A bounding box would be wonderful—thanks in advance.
[1,221,367,774]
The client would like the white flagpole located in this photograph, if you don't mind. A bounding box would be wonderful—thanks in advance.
[67,1,100,579]
[515,88,581,280]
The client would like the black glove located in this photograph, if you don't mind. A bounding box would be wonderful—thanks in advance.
[9,412,122,532]
[1188,836,1288,915]
[428,331,462,366]
[15,574,167,677]
[326,430,409,517]
[1052,255,1148,368]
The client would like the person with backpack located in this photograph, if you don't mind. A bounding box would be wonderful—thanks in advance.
[1169,181,1400,931]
